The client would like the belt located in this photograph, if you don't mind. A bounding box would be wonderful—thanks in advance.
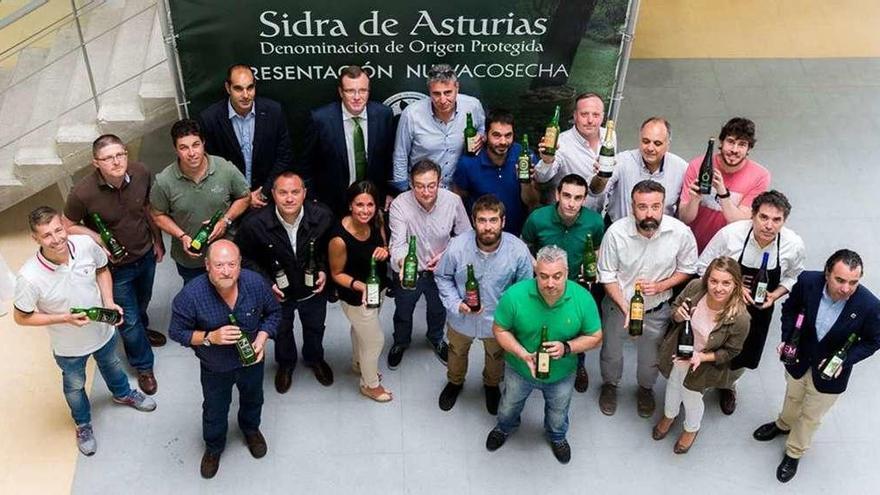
[644,300,669,314]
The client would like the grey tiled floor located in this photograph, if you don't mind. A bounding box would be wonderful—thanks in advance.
[72,58,880,494]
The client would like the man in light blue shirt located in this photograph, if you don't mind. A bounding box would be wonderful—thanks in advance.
[392,63,486,191]
[435,194,534,414]
[228,100,255,185]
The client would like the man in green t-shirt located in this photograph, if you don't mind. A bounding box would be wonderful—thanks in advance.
[486,245,602,464]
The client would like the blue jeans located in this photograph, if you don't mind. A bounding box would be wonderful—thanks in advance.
[110,251,156,371]
[53,334,132,425]
[495,366,576,442]
[392,272,445,347]
[176,262,205,286]
[276,294,327,369]
[200,361,265,454]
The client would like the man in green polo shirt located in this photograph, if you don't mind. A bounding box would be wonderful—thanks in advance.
[485,245,602,464]
[150,119,251,284]
[521,173,604,393]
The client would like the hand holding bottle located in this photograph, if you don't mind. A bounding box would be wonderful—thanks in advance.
[251,331,269,363]
[207,217,227,243]
[673,299,692,323]
[712,170,729,198]
[372,246,389,262]
[636,279,663,297]
[65,311,91,327]
[211,324,243,345]
[312,271,327,293]
[458,302,483,315]
[541,341,566,359]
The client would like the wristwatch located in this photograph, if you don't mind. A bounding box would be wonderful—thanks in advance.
[202,331,212,347]
[715,191,731,200]
[224,216,233,227]
[562,341,572,356]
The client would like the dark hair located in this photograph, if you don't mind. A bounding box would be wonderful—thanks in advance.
[557,173,588,192]
[427,63,456,85]
[574,92,603,108]
[630,179,666,199]
[28,206,60,232]
[824,249,864,276]
[225,64,254,85]
[345,180,385,234]
[719,117,756,149]
[640,116,671,138]
[409,159,441,180]
[170,119,202,146]
[751,190,792,219]
[338,65,367,86]
[486,109,515,133]
[472,194,506,219]
[92,134,125,157]
[272,171,304,189]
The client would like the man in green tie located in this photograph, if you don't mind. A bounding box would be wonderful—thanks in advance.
[299,65,396,217]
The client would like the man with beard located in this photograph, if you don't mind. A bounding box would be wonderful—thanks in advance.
[697,190,805,414]
[678,117,771,252]
[435,195,534,414]
[597,180,698,417]
[452,109,538,235]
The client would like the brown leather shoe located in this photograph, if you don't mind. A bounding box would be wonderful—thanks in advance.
[200,451,221,479]
[244,430,267,458]
[137,371,157,396]
[674,430,699,454]
[652,417,674,440]
[599,383,617,416]
[637,386,655,418]
[275,367,293,394]
[719,389,737,415]
[310,360,334,387]
[574,365,589,393]
[146,329,166,347]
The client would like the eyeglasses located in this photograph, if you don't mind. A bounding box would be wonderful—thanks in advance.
[96,151,128,163]
[342,89,369,96]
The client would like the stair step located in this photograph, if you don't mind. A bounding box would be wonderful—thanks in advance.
[139,10,176,103]
[0,47,49,145]
[98,1,155,126]
[14,147,64,166]
[0,150,23,187]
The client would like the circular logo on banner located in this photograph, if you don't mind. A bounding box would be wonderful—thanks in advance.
[383,91,428,117]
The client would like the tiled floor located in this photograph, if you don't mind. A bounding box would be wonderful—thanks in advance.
[64,57,880,494]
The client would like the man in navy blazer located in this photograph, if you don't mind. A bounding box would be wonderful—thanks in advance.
[753,249,880,483]
[198,64,293,209]
[298,65,395,217]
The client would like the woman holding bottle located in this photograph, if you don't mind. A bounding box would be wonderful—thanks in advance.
[654,256,750,453]
[328,181,392,402]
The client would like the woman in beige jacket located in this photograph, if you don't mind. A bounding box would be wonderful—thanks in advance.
[654,256,750,453]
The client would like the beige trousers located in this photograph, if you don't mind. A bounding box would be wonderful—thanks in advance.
[446,325,504,387]
[775,371,839,458]
[340,301,385,389]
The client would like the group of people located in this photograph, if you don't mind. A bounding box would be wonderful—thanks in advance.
[11,63,880,484]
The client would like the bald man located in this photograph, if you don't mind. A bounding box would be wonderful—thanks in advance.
[169,239,281,479]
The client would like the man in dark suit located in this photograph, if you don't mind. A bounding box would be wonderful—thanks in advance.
[753,249,880,482]
[299,65,395,217]
[198,64,293,209]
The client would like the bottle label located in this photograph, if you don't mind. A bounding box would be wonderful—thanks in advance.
[517,156,531,179]
[543,128,558,148]
[598,154,616,176]
[630,302,644,321]
[403,262,418,288]
[465,289,480,309]
[754,282,768,304]
[823,355,844,378]
[584,262,597,279]
[677,344,694,354]
[537,352,551,373]
[275,272,290,290]
[466,135,479,153]
[304,271,314,288]
[780,344,797,363]
[366,283,380,306]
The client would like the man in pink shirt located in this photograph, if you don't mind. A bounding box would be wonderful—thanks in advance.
[678,118,770,252]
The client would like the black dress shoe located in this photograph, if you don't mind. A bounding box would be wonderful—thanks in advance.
[438,382,463,411]
[430,340,449,366]
[310,361,334,387]
[387,345,405,370]
[550,439,572,464]
[776,454,799,483]
[753,421,790,441]
[574,365,589,393]
[486,428,507,451]
[719,389,737,415]
[244,430,267,458]
[484,385,501,415]
[275,367,293,394]
[200,451,221,479]
[146,329,166,347]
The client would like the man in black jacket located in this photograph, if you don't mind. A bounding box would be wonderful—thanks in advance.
[198,64,293,209]
[235,172,335,393]
[753,249,880,482]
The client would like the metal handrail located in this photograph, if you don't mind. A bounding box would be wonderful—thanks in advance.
[0,0,105,63]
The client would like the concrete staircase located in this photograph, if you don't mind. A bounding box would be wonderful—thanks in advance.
[0,0,178,211]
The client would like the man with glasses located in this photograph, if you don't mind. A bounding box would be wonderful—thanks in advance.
[199,64,293,209]
[299,65,395,216]
[63,134,165,395]
[392,63,486,192]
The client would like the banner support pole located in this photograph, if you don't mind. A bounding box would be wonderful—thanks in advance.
[158,0,190,118]
[609,0,641,124]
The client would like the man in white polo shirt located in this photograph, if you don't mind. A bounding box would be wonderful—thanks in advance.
[14,206,156,457]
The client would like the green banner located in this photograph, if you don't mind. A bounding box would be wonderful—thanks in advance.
[169,0,629,144]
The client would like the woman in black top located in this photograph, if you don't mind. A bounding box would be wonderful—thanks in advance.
[329,181,392,402]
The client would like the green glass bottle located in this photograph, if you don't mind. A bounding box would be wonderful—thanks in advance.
[597,120,616,178]
[304,239,317,290]
[228,313,258,366]
[464,264,481,312]
[365,257,381,309]
[698,138,715,195]
[820,333,858,380]
[579,233,597,287]
[629,283,645,336]
[70,306,122,325]
[402,235,419,290]
[517,134,531,183]
[90,213,127,260]
[464,112,478,155]
[189,209,225,254]
[536,325,551,379]
[542,105,561,156]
